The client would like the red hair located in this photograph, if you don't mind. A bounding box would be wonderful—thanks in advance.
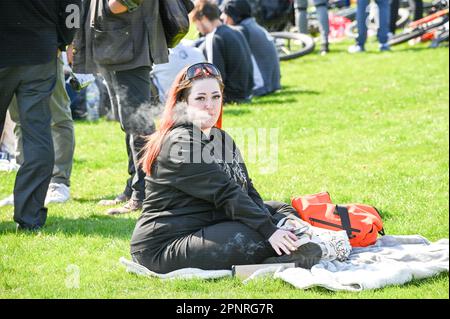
[140,67,224,175]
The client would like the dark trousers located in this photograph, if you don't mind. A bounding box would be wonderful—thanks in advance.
[390,0,424,34]
[123,133,136,199]
[132,201,318,274]
[0,59,56,229]
[102,66,154,202]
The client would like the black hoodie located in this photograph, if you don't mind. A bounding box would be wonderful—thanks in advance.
[130,122,279,254]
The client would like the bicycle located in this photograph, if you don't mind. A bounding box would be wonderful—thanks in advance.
[388,0,449,46]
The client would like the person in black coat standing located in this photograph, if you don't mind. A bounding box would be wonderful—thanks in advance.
[0,0,81,231]
[71,0,169,214]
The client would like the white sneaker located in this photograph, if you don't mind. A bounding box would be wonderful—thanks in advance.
[0,151,19,172]
[0,194,14,207]
[348,44,365,54]
[45,183,70,205]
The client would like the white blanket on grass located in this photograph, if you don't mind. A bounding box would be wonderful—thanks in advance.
[120,235,449,291]
[273,235,449,291]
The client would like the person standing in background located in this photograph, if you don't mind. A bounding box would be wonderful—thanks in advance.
[348,0,391,53]
[71,0,169,214]
[0,54,75,207]
[295,0,331,55]
[0,0,80,231]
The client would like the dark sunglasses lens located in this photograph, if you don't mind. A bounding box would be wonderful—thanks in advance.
[204,65,219,76]
[187,64,220,79]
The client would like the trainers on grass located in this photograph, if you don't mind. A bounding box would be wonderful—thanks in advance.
[45,183,70,205]
[0,194,14,207]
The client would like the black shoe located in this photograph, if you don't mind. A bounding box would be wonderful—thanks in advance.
[262,242,323,269]
[72,109,88,120]
[320,43,330,55]
[16,223,42,233]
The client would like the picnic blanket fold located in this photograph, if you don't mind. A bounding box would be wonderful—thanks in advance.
[120,235,448,291]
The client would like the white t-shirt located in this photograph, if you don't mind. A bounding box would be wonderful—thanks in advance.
[151,41,206,103]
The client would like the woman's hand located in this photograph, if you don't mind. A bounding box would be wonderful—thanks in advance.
[268,229,301,256]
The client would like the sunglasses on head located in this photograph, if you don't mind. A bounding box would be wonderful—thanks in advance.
[185,63,222,81]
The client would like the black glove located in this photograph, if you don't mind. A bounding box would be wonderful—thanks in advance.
[117,0,143,12]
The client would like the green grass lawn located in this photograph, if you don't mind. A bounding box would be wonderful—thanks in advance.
[0,40,448,299]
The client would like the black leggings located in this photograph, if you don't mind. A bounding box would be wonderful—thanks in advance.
[132,201,303,273]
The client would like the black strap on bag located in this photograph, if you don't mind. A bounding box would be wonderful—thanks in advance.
[159,0,194,48]
[335,205,355,239]
[373,207,386,236]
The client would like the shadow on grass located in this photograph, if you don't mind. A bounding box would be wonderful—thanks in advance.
[221,87,321,109]
[73,158,88,165]
[71,194,124,204]
[390,45,442,53]
[223,108,252,117]
[251,88,321,106]
[376,208,394,220]
[0,215,136,239]
[399,272,449,288]
[278,86,321,96]
[253,97,299,106]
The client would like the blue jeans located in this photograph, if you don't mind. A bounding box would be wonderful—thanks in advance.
[356,0,391,48]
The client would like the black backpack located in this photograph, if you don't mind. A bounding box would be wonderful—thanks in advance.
[159,0,195,48]
[248,0,294,31]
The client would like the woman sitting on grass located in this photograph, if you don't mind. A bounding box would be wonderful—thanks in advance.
[130,63,325,273]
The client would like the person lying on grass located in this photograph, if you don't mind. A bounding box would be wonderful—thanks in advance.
[129,63,339,273]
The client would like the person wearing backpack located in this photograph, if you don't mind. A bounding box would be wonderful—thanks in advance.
[220,0,281,97]
[71,0,169,214]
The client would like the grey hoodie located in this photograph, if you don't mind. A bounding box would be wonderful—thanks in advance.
[236,18,281,96]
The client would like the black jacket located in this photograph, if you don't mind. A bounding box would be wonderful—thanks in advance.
[130,122,279,254]
[72,0,169,73]
[200,25,254,103]
[0,0,81,68]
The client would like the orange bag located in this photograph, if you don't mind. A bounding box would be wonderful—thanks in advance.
[291,192,385,247]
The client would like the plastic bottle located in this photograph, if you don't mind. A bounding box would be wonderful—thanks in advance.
[86,80,100,121]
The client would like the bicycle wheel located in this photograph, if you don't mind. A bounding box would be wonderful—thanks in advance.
[270,32,315,61]
[388,28,426,45]
[388,17,448,45]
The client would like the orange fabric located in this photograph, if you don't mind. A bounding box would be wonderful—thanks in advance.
[291,192,384,247]
[215,104,223,129]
